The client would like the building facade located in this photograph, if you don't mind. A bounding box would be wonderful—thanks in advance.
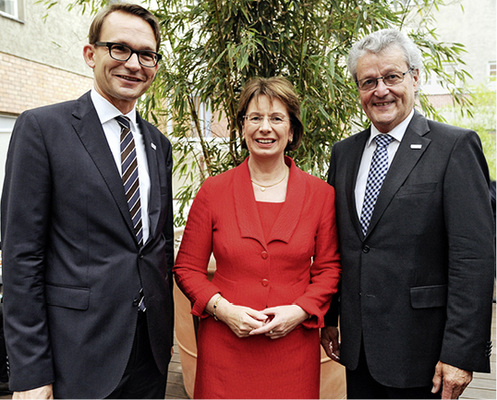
[0,0,495,193]
[0,0,93,189]
[420,0,496,107]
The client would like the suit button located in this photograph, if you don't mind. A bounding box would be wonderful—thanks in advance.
[362,245,370,253]
[261,251,269,260]
[261,279,269,287]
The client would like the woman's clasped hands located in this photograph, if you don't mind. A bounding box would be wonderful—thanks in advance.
[215,301,268,338]
[208,295,308,340]
[250,305,309,339]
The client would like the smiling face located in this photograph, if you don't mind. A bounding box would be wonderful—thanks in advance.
[83,11,158,114]
[356,45,419,133]
[243,95,293,162]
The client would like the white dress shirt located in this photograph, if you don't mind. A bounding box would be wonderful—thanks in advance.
[355,109,415,217]
[90,89,151,243]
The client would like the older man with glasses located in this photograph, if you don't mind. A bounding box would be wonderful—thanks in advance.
[321,29,494,399]
[1,3,174,399]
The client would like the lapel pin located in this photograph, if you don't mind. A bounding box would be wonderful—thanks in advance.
[410,144,422,149]
[151,143,157,150]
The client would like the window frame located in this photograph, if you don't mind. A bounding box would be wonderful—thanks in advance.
[0,0,24,21]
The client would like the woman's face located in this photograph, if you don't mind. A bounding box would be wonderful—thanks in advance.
[242,95,293,162]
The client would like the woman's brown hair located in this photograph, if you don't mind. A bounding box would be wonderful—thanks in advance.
[236,77,303,152]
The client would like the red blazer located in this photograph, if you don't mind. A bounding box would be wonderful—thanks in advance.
[174,157,341,328]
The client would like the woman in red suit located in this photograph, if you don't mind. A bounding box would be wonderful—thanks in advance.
[174,77,341,399]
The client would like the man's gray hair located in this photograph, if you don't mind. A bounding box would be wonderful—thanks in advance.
[347,29,423,81]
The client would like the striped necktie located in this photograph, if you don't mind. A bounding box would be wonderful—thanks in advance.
[360,134,394,236]
[116,116,143,246]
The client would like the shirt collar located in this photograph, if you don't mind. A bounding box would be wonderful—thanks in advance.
[90,88,137,128]
[368,109,415,146]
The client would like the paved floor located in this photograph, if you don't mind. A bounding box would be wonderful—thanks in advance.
[166,342,189,399]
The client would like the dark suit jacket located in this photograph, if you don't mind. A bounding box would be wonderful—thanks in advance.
[1,92,174,398]
[325,111,494,388]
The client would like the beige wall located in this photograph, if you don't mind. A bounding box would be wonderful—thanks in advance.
[430,0,496,85]
[416,0,496,95]
[1,0,93,77]
[1,0,94,115]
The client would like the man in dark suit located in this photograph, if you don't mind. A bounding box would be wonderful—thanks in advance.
[321,29,494,399]
[1,3,174,398]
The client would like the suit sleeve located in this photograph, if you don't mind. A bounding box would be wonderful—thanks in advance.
[324,144,341,327]
[439,130,495,372]
[0,111,55,391]
[162,136,175,292]
[294,183,341,329]
[173,179,220,317]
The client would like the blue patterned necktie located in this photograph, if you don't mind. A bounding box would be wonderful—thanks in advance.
[360,134,394,236]
[116,116,143,246]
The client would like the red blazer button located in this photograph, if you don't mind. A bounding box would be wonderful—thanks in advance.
[261,251,269,259]
[261,279,269,287]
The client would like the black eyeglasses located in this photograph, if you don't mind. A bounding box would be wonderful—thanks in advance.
[94,42,162,68]
[356,68,413,91]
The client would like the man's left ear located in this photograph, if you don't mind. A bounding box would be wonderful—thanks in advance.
[83,44,96,69]
[411,68,420,88]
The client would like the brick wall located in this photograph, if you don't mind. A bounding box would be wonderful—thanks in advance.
[425,94,457,109]
[1,52,93,116]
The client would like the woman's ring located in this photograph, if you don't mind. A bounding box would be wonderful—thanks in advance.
[269,330,274,334]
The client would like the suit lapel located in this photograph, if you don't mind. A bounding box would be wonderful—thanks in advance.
[347,130,370,239]
[71,93,136,239]
[233,158,266,248]
[233,157,304,248]
[365,111,431,238]
[138,116,161,241]
[266,157,305,244]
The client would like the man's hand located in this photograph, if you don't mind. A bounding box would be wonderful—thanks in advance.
[431,361,472,399]
[13,384,54,399]
[320,326,340,362]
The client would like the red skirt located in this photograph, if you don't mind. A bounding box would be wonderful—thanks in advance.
[194,317,320,399]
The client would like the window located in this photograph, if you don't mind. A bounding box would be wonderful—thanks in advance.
[0,0,20,19]
[188,97,213,138]
[489,62,496,78]
[0,114,16,201]
[0,114,16,135]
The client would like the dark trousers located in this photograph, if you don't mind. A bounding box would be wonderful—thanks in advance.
[346,341,441,399]
[0,304,9,383]
[106,312,167,399]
